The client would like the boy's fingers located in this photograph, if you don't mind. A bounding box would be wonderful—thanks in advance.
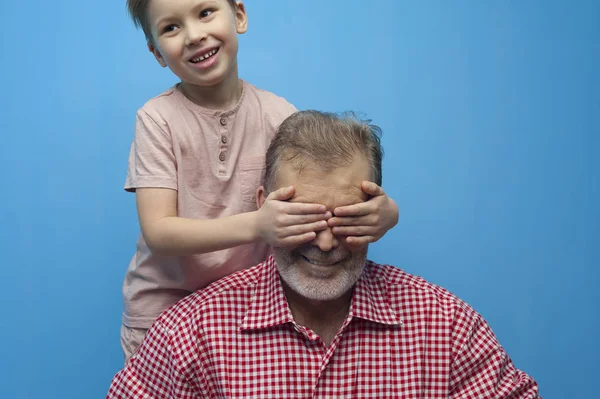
[278,232,317,247]
[266,187,328,214]
[266,186,295,201]
[283,220,329,237]
[333,204,361,217]
[333,202,373,217]
[345,235,376,246]
[331,226,376,236]
[328,214,375,227]
[282,202,328,215]
[362,181,385,196]
[284,213,331,226]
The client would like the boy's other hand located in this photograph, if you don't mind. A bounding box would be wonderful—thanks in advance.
[328,181,399,247]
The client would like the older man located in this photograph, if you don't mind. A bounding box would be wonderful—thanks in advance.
[107,111,540,398]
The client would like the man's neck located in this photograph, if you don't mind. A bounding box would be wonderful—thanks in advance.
[283,284,353,347]
[179,64,242,110]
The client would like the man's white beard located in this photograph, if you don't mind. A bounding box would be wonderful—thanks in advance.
[274,247,367,301]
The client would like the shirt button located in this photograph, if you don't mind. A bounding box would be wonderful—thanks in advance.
[220,117,227,126]
[221,135,228,144]
[219,152,226,162]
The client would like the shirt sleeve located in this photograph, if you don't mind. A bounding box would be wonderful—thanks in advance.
[124,109,178,192]
[449,308,541,399]
[106,321,198,399]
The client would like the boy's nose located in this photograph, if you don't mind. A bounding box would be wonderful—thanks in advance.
[312,227,339,252]
[185,23,208,46]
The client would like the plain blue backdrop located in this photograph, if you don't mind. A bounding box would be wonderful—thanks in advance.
[1,1,598,397]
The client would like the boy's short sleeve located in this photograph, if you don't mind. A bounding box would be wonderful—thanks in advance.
[124,110,178,192]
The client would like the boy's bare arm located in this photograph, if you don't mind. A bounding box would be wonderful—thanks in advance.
[136,187,329,256]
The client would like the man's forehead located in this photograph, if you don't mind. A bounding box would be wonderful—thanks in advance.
[276,158,371,209]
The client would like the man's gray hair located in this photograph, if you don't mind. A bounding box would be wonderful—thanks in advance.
[263,110,383,192]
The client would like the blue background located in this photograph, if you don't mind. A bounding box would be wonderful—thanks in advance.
[1,1,598,397]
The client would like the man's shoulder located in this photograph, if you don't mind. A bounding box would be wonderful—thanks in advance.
[154,262,265,331]
[364,261,477,320]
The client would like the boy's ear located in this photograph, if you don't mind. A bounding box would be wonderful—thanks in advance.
[256,185,267,209]
[234,1,248,34]
[148,41,168,68]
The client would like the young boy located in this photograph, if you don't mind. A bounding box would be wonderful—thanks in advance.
[121,0,399,361]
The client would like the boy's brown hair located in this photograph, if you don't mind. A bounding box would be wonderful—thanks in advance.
[127,0,238,43]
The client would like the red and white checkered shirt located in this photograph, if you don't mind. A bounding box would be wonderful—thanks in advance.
[107,256,540,398]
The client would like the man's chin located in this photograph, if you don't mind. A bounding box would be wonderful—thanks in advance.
[285,277,350,302]
[279,264,363,302]
[274,247,367,301]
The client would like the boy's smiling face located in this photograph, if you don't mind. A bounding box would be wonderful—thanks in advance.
[146,0,247,88]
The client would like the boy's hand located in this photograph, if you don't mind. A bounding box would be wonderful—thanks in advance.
[256,186,331,247]
[328,181,399,247]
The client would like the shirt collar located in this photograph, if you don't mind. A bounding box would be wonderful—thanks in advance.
[349,260,403,326]
[240,256,293,331]
[240,256,403,331]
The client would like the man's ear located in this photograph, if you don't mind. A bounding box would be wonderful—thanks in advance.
[148,41,168,67]
[234,1,248,34]
[256,185,267,210]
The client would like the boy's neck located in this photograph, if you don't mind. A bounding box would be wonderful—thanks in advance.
[179,66,242,111]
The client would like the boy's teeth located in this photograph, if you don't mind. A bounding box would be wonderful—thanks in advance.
[192,49,217,62]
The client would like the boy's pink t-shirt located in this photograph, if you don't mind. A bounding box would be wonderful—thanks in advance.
[123,81,296,329]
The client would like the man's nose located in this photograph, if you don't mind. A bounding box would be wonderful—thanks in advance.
[312,227,339,252]
[185,22,208,46]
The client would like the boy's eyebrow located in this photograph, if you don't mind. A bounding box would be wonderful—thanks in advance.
[153,0,221,27]
[151,9,178,28]
[154,15,175,28]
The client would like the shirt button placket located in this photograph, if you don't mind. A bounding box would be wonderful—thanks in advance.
[218,115,229,174]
